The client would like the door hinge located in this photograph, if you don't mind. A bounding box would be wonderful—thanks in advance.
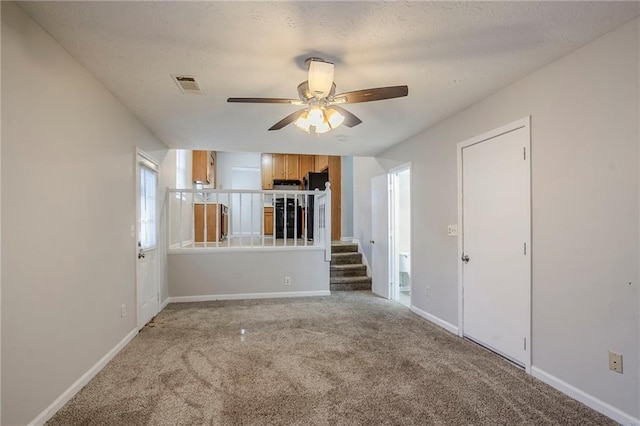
[523,147,526,160]
[524,242,527,255]
[524,337,527,350]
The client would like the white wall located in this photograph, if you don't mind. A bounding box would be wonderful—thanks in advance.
[364,18,640,421]
[352,157,386,265]
[168,250,329,297]
[1,3,167,424]
[216,151,261,190]
[159,149,191,303]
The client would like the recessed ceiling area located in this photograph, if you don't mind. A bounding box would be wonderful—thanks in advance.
[18,1,640,156]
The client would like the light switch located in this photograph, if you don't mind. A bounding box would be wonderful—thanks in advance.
[447,225,458,237]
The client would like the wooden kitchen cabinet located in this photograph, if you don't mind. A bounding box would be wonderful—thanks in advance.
[272,154,287,180]
[261,154,274,189]
[192,150,216,186]
[262,153,303,189]
[263,206,274,235]
[299,155,315,182]
[285,154,299,179]
[194,203,228,242]
[315,155,329,172]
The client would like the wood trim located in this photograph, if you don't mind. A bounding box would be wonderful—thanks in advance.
[328,156,341,241]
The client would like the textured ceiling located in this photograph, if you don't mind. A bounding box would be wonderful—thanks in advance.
[18,1,640,156]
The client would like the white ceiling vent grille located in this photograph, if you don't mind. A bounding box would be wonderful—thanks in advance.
[172,75,202,95]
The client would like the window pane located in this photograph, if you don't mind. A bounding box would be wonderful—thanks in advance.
[139,164,157,249]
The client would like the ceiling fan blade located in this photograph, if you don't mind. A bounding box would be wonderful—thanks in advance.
[227,97,299,104]
[268,109,306,131]
[330,106,362,128]
[333,85,408,104]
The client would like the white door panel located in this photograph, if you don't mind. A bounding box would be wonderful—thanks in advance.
[136,155,160,330]
[462,125,530,366]
[372,174,390,299]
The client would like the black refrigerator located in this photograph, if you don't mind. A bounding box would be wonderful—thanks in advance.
[303,172,329,239]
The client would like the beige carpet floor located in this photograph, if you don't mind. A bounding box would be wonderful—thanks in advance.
[47,291,614,425]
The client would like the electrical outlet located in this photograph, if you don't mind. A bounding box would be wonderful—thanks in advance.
[284,276,292,286]
[608,351,623,373]
[426,286,431,297]
[447,225,458,237]
[121,304,126,318]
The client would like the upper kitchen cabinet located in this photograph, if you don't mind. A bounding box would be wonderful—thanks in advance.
[285,154,299,179]
[272,154,287,180]
[262,153,303,189]
[192,150,216,186]
[315,155,329,172]
[261,154,274,190]
[299,155,315,181]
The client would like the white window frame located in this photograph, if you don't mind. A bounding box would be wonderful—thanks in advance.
[176,149,187,199]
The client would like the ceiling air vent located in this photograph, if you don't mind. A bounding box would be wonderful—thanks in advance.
[172,75,202,95]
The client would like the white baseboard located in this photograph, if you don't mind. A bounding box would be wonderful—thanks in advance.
[168,290,331,303]
[29,328,138,426]
[160,297,170,311]
[531,366,639,426]
[410,305,459,335]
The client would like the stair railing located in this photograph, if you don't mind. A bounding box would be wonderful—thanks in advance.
[166,187,331,257]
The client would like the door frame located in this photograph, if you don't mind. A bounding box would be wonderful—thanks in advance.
[135,148,160,330]
[389,162,412,305]
[456,116,532,372]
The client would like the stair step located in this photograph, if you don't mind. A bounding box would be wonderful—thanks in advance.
[331,242,359,253]
[330,276,372,284]
[330,264,367,277]
[330,276,372,291]
[331,252,362,265]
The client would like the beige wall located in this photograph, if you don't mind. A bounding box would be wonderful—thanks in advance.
[168,250,330,297]
[364,18,639,419]
[352,157,386,264]
[1,3,167,424]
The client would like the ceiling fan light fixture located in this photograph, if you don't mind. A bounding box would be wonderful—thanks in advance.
[326,108,345,129]
[294,111,311,132]
[308,60,334,98]
[314,121,331,134]
[307,106,325,127]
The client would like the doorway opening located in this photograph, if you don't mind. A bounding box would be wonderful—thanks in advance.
[390,165,411,307]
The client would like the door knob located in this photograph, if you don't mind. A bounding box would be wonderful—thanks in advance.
[138,250,145,259]
[370,240,375,244]
[461,254,469,263]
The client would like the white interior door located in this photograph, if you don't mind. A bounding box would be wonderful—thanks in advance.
[461,121,530,368]
[136,154,160,330]
[371,174,391,299]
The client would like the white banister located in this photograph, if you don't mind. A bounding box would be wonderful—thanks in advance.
[167,188,331,254]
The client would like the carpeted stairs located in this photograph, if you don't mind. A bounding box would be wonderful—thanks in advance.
[330,241,372,291]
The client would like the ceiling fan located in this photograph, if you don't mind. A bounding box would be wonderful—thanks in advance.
[227,57,408,134]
